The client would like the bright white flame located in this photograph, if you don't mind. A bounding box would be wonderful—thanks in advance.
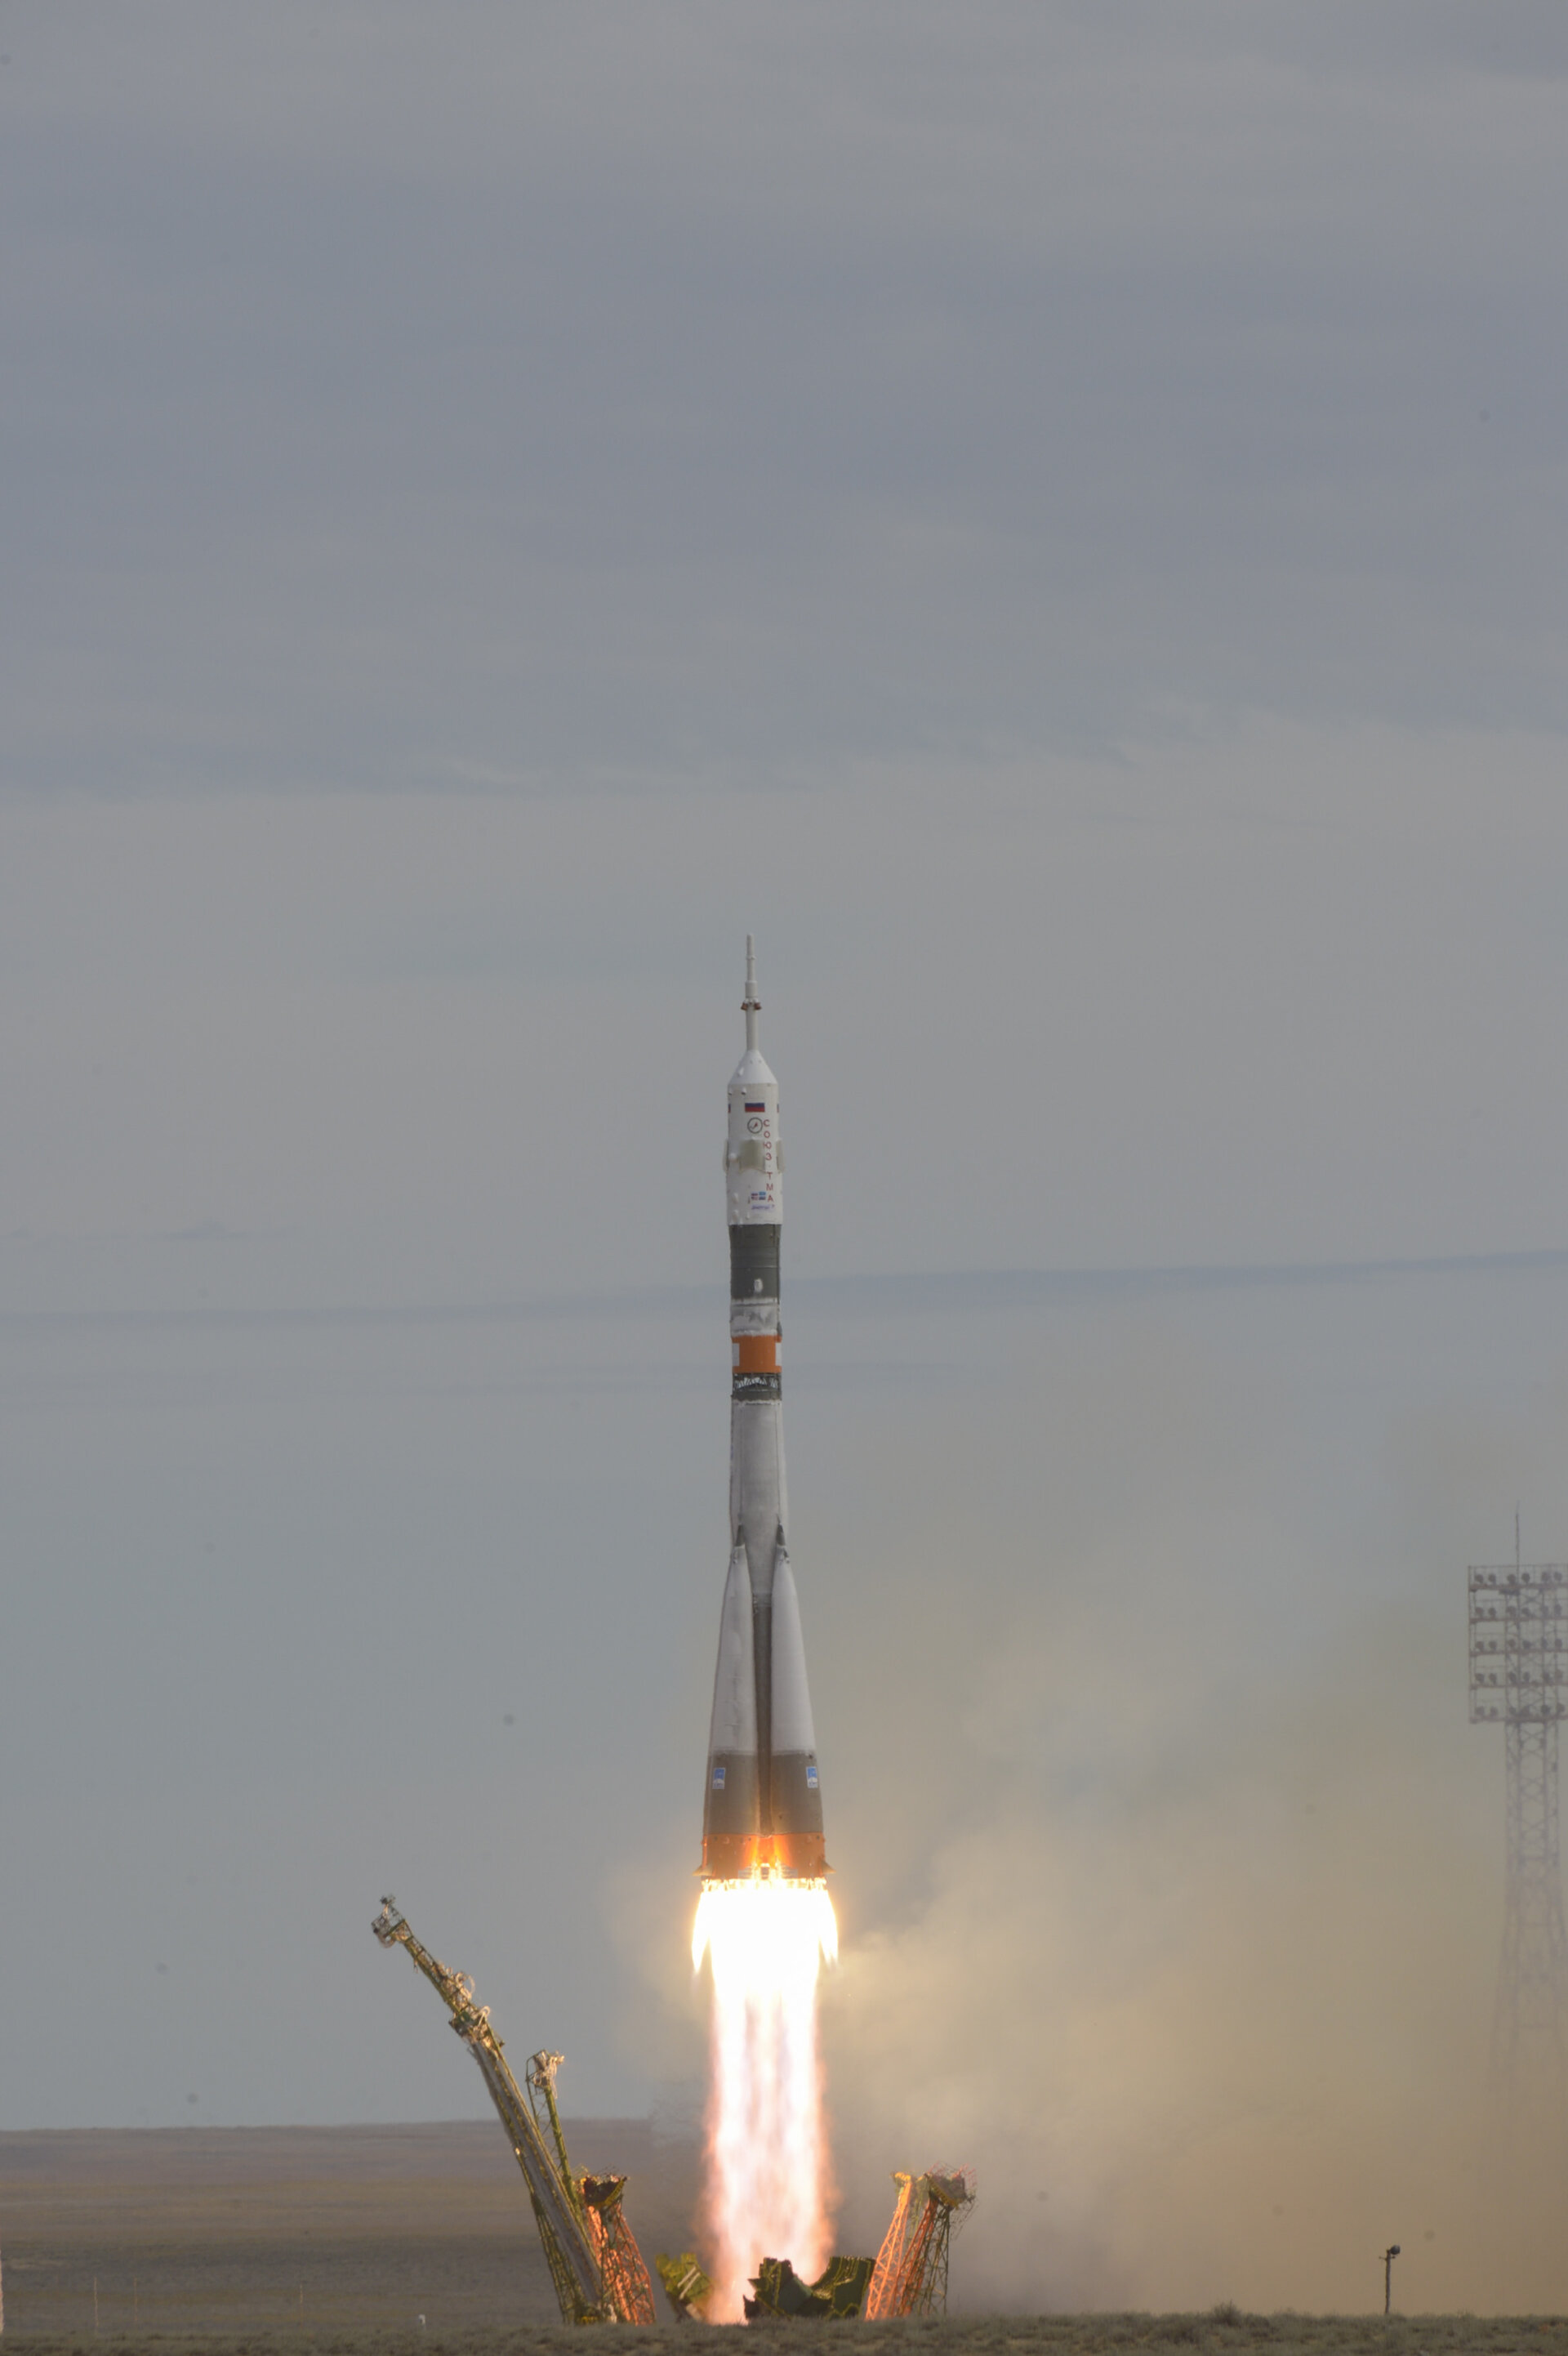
[693,1875,838,2319]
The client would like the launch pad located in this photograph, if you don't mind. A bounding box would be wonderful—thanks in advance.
[372,1890,973,2325]
[364,948,969,2324]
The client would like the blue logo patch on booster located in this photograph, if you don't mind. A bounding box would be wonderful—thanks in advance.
[806,1764,819,1789]
[712,1765,726,1789]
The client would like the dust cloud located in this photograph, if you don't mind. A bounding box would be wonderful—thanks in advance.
[798,1311,1566,2315]
[612,1287,1568,2314]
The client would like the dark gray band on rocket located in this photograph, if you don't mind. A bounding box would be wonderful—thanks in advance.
[703,1751,760,1842]
[729,1224,780,1303]
[731,1370,782,1400]
[768,1752,825,1840]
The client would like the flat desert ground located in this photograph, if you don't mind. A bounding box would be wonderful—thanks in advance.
[0,2122,682,2340]
[1,2126,1561,2354]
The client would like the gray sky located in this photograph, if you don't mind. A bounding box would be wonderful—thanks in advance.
[3,1,1568,2311]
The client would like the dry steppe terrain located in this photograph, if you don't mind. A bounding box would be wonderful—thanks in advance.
[2,2128,1562,2354]
[0,2123,682,2340]
[7,2320,1568,2356]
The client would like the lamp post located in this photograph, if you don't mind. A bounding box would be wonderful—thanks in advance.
[1383,2246,1401,2315]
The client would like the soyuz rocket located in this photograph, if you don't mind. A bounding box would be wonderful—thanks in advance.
[700,940,828,1884]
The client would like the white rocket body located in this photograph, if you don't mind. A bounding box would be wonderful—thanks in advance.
[701,942,826,1881]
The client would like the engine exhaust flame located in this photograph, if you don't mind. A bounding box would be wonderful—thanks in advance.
[693,1874,838,2319]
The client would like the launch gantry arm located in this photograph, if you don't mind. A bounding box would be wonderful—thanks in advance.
[865,2167,976,2318]
[372,1897,652,2326]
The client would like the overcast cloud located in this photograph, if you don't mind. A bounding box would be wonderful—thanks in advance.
[6,3,1567,791]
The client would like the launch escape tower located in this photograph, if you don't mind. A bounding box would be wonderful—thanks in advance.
[1468,1528,1568,2140]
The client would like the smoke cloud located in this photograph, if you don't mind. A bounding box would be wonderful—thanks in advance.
[678,1304,1568,2314]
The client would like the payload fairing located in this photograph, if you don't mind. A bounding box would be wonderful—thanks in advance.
[701,941,827,1883]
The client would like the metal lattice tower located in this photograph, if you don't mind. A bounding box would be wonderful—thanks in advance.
[1468,1530,1568,2135]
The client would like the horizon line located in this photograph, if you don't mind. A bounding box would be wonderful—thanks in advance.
[2,1243,1565,1336]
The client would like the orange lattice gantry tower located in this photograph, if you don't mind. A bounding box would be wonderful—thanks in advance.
[864,2167,977,2318]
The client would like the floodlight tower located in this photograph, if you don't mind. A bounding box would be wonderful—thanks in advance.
[1468,1521,1568,2138]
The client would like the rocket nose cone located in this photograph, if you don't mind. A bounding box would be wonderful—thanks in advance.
[729,1046,777,1091]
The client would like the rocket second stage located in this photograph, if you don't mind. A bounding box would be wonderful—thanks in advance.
[701,940,827,1883]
